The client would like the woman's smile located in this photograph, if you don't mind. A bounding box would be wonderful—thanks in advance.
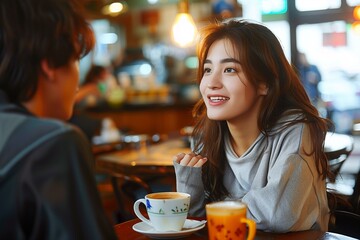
[208,95,230,105]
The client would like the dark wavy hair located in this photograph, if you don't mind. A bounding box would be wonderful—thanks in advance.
[192,19,332,202]
[0,0,95,103]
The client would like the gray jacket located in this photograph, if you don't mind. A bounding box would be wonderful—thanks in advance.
[0,90,116,239]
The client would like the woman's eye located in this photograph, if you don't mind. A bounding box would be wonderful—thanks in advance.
[204,67,211,73]
[224,68,236,73]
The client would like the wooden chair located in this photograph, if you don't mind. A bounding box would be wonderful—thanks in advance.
[94,151,152,222]
[109,173,153,223]
[328,154,349,179]
[325,133,354,180]
[325,134,359,215]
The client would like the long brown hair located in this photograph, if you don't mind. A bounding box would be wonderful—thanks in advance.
[192,20,333,202]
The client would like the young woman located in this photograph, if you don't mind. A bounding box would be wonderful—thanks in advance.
[174,20,332,232]
[0,0,116,238]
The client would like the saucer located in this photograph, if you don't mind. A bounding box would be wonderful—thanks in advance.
[132,219,206,239]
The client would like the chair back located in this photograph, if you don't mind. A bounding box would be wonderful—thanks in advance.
[325,133,354,179]
[328,210,360,239]
[349,169,360,214]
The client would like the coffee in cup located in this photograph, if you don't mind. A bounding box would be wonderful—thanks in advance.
[206,201,256,240]
[133,192,191,231]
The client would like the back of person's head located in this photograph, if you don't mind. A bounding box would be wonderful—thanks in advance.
[196,19,314,130]
[0,0,95,103]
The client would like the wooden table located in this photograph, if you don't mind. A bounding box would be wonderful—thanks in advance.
[95,138,189,179]
[114,218,356,240]
[95,138,190,220]
[96,132,354,179]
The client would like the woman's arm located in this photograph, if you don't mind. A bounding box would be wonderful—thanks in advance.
[173,153,207,216]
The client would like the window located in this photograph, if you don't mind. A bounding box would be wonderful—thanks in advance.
[347,0,360,7]
[264,21,291,60]
[295,0,341,11]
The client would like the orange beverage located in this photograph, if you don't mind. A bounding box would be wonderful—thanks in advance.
[206,201,256,240]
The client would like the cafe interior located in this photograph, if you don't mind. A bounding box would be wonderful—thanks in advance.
[74,0,360,238]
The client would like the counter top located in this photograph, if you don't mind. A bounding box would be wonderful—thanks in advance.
[80,96,197,112]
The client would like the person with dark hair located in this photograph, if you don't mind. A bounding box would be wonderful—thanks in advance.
[76,65,111,106]
[174,20,332,232]
[0,0,117,239]
[75,64,124,109]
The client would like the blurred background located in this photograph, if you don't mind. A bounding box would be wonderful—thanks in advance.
[76,0,360,227]
[77,0,360,135]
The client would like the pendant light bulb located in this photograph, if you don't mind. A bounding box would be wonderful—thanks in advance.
[171,0,197,47]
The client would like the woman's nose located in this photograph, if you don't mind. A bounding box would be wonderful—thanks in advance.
[207,71,222,89]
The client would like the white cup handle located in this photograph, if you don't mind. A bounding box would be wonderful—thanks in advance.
[133,199,152,227]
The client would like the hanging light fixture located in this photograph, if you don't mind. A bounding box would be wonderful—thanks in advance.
[171,0,198,47]
[102,1,127,17]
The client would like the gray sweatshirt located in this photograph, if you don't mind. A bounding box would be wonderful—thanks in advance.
[174,114,329,232]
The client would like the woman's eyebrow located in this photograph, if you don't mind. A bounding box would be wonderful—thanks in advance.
[204,58,240,64]
[221,58,241,64]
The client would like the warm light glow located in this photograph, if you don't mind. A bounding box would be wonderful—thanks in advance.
[101,1,126,16]
[354,5,360,19]
[171,13,197,47]
[352,21,360,34]
[109,2,123,13]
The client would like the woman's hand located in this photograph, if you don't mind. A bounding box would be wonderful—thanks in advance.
[173,152,207,167]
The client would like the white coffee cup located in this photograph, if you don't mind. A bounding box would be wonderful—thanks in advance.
[133,192,191,231]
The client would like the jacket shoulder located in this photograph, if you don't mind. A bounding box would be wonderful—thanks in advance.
[0,114,86,178]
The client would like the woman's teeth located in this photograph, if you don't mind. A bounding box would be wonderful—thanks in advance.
[209,96,229,102]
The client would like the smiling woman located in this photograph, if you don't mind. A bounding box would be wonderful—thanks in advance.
[173,19,333,233]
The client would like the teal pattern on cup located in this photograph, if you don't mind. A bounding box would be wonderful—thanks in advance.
[146,198,189,215]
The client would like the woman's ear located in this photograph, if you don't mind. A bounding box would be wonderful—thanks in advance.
[40,59,55,81]
[258,83,268,96]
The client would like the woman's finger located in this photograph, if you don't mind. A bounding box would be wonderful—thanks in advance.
[173,152,186,163]
[178,153,206,167]
[193,157,207,167]
[178,153,194,166]
[187,155,204,167]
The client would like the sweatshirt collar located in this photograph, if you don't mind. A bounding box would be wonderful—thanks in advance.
[0,89,32,116]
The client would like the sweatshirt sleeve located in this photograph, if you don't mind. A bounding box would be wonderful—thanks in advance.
[242,153,326,232]
[173,161,206,217]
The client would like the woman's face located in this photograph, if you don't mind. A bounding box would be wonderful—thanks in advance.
[199,39,267,124]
